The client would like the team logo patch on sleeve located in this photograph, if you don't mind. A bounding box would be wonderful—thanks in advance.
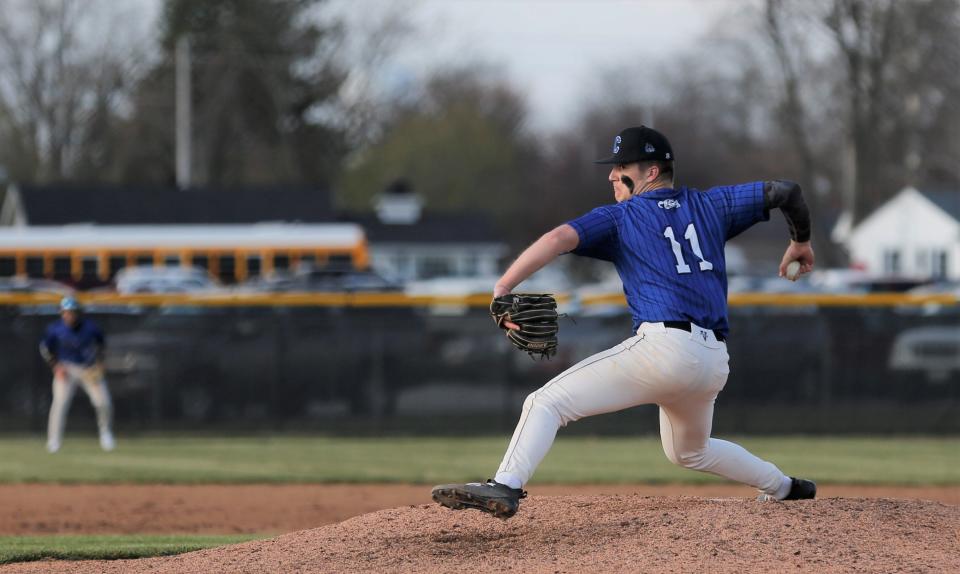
[657,199,681,210]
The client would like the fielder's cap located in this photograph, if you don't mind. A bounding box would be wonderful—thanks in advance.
[59,296,80,312]
[594,125,674,164]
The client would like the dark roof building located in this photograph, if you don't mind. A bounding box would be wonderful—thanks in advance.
[0,184,333,226]
[343,212,500,244]
[921,189,960,221]
[0,180,508,282]
[339,180,508,281]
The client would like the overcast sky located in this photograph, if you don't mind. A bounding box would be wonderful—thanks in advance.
[136,0,748,131]
[332,0,752,130]
[358,0,746,131]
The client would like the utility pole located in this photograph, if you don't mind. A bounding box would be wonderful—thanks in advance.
[175,36,192,190]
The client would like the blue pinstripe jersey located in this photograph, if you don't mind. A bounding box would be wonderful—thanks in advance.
[41,317,105,366]
[566,182,768,336]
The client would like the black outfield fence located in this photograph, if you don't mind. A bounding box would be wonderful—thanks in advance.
[0,293,957,434]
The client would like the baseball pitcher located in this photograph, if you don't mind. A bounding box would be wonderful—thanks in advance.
[433,126,816,519]
[39,296,115,453]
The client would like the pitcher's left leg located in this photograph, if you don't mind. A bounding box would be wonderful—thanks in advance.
[656,336,794,498]
[659,396,788,496]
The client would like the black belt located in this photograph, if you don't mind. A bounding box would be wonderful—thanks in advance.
[662,321,726,342]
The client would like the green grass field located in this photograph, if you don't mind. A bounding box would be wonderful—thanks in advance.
[0,535,259,565]
[0,435,956,485]
[0,435,955,565]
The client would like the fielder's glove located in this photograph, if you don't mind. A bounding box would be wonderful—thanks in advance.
[490,293,559,359]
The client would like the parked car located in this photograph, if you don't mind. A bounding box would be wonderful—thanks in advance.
[0,277,73,295]
[907,281,960,297]
[888,325,960,383]
[809,269,932,293]
[405,268,573,298]
[894,281,960,316]
[727,274,822,294]
[239,265,403,293]
[114,266,221,294]
[295,266,402,292]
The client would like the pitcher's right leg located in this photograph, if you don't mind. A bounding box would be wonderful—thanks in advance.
[434,334,663,519]
[494,334,661,489]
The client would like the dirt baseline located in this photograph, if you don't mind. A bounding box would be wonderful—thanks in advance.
[3,495,958,574]
[2,483,958,535]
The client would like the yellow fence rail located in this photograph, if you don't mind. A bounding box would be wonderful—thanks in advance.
[0,292,955,308]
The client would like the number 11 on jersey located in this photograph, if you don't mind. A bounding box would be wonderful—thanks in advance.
[663,223,714,274]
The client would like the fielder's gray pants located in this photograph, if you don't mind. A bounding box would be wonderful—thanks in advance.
[47,363,113,449]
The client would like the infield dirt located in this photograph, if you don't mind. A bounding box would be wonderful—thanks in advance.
[2,495,957,573]
[2,483,958,535]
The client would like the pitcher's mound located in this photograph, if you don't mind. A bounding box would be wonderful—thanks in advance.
[4,495,958,573]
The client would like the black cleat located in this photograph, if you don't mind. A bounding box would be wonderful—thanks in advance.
[431,479,527,519]
[782,477,817,500]
[757,477,817,502]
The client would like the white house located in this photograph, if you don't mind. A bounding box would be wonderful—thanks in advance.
[840,187,959,280]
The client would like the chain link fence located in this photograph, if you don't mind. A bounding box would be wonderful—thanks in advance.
[1,299,957,434]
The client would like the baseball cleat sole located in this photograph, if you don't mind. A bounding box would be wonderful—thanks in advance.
[431,486,518,519]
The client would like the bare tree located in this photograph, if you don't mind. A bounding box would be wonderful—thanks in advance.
[765,0,960,225]
[765,0,843,264]
[0,0,142,182]
[825,0,902,224]
[337,64,540,239]
[325,0,416,148]
[142,0,351,187]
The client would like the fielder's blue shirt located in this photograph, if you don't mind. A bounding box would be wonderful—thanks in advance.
[41,318,105,366]
[566,182,768,336]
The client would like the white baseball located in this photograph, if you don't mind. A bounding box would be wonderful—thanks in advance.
[785,260,801,281]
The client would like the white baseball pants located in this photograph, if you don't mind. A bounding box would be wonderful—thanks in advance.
[495,322,789,496]
[47,363,113,449]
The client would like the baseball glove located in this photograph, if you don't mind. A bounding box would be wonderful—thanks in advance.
[490,293,559,359]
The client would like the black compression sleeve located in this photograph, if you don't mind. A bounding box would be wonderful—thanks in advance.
[763,180,811,242]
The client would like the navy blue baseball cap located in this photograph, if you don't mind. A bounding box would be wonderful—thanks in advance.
[595,126,674,164]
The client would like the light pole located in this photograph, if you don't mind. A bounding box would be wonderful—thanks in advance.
[175,36,192,190]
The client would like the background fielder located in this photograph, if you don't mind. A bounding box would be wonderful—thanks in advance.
[39,296,116,453]
[433,125,817,519]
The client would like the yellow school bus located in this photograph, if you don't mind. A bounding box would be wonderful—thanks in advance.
[0,223,369,286]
